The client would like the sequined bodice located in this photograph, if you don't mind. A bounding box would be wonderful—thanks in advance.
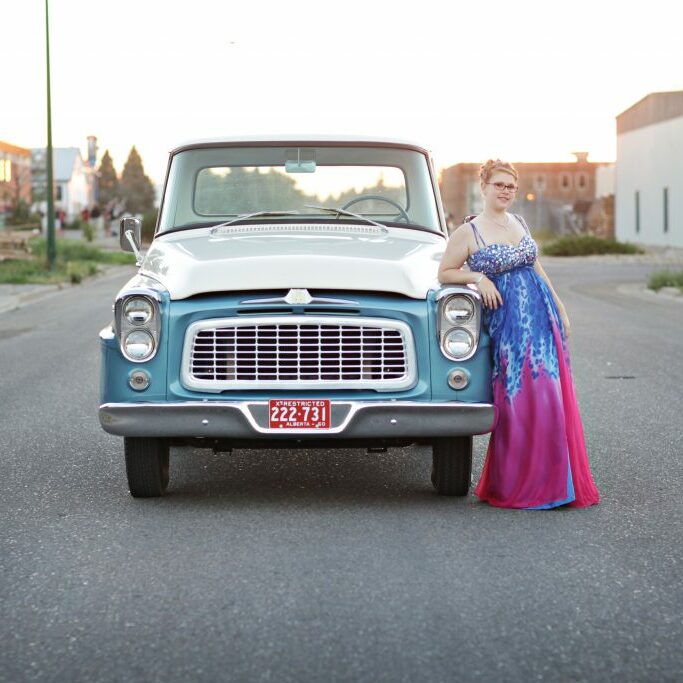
[467,233,538,276]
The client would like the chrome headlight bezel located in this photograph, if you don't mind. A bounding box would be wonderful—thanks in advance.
[115,288,162,363]
[436,288,481,361]
[123,297,155,325]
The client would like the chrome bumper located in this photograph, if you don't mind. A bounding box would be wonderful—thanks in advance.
[99,400,496,439]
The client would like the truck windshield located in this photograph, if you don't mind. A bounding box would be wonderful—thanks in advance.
[158,145,442,233]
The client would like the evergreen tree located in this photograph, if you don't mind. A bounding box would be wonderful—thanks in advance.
[120,146,156,214]
[97,150,119,206]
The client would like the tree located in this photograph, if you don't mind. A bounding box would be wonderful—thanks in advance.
[97,150,119,206]
[120,146,156,214]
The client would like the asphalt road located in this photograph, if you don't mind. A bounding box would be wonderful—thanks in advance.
[1,259,682,683]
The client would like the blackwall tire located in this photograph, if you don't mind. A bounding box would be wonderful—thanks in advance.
[431,436,472,496]
[124,437,170,498]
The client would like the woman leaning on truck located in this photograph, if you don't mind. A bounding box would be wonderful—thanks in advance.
[438,159,600,509]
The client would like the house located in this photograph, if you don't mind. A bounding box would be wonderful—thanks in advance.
[31,146,96,223]
[615,91,683,247]
[0,141,33,222]
[439,153,614,236]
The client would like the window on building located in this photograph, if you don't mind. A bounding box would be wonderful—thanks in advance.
[0,159,11,182]
[663,187,669,233]
[635,191,640,234]
[560,172,572,191]
[576,172,588,190]
[533,174,546,193]
[56,185,63,201]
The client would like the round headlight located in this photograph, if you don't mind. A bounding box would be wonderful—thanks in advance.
[444,296,474,324]
[124,297,154,325]
[444,329,474,359]
[124,330,154,360]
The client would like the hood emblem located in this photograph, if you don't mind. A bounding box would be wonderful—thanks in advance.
[241,288,359,306]
[285,288,313,305]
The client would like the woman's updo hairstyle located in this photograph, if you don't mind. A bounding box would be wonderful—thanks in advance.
[479,159,518,184]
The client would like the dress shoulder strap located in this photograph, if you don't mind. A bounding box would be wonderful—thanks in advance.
[514,214,531,234]
[469,220,487,248]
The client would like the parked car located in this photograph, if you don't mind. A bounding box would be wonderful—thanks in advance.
[99,136,495,497]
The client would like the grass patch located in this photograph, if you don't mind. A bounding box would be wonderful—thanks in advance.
[0,238,135,284]
[27,237,135,264]
[542,235,643,256]
[648,269,683,292]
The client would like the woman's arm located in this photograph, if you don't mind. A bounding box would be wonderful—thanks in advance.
[533,259,571,337]
[438,224,503,308]
[438,223,479,284]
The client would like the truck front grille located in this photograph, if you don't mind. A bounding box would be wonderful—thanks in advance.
[181,316,416,392]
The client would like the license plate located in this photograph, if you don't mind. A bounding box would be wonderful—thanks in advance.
[268,399,331,429]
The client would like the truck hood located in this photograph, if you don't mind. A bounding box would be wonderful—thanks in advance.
[140,224,447,300]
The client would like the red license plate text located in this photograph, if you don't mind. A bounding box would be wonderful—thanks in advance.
[268,399,331,429]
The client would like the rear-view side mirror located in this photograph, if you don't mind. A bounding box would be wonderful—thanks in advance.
[119,217,141,253]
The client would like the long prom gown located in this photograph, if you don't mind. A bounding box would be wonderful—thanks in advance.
[467,216,600,509]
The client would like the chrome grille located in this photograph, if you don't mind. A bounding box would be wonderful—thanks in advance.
[182,316,416,392]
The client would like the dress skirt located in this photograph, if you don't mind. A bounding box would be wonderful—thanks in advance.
[473,265,600,509]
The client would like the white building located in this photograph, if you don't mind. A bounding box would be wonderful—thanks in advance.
[616,91,683,247]
[31,147,95,223]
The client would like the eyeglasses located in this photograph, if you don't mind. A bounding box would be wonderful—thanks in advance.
[487,182,518,193]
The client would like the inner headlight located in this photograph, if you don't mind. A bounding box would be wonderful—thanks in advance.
[444,296,474,324]
[124,330,155,360]
[444,329,474,359]
[123,297,154,325]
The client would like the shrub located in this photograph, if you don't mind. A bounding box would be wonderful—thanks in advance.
[142,210,158,245]
[648,269,683,292]
[81,221,95,242]
[542,235,643,256]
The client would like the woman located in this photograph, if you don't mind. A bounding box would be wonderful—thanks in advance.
[438,159,600,509]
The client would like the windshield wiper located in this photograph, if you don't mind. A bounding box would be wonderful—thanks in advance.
[304,205,388,231]
[209,211,301,234]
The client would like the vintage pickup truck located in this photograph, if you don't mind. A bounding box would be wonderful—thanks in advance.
[98,136,495,497]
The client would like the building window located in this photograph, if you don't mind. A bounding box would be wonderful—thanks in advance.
[0,159,11,182]
[533,174,546,193]
[56,185,63,201]
[560,172,572,191]
[635,191,640,234]
[576,172,588,191]
[663,187,669,233]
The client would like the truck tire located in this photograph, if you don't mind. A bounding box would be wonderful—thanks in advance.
[124,437,170,498]
[431,436,472,496]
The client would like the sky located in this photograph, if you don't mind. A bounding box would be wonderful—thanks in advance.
[3,0,683,186]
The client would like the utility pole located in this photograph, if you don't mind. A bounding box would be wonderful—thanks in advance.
[45,0,56,268]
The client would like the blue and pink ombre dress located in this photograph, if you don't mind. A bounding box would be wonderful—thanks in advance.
[467,216,600,509]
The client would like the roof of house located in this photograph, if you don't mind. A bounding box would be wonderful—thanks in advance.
[31,147,84,182]
[54,148,82,182]
[617,91,683,135]
[0,141,31,156]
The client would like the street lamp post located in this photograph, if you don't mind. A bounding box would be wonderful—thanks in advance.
[45,0,56,269]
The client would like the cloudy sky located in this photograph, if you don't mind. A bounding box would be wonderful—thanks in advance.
[4,0,683,184]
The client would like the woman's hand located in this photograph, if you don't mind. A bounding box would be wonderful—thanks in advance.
[477,275,503,309]
[560,309,571,338]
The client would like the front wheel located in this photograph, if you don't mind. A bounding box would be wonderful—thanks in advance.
[431,437,472,496]
[124,437,170,498]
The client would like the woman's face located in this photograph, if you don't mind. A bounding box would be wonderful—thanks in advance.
[481,170,518,211]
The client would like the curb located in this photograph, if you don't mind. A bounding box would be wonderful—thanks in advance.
[616,282,683,304]
[0,265,135,316]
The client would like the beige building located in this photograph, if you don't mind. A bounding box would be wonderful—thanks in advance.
[439,153,614,236]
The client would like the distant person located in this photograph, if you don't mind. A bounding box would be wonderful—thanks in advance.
[438,159,600,509]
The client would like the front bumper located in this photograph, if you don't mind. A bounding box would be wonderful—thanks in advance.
[99,400,496,439]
